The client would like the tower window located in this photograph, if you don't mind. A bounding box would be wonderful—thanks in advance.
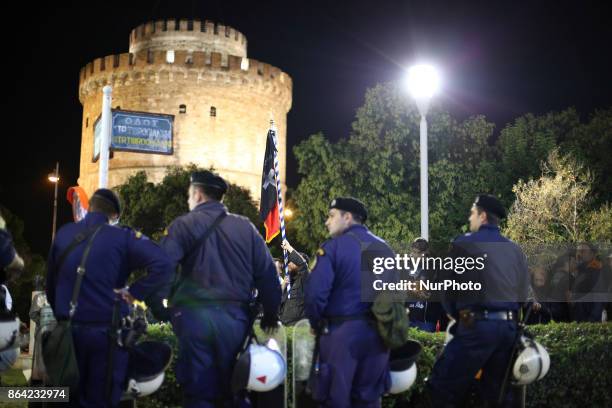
[174,20,180,30]
[225,26,231,37]
[187,20,194,31]
[162,20,168,31]
[166,50,175,63]
[240,58,249,71]
[113,54,120,67]
[210,107,216,117]
[86,117,89,128]
[214,24,219,35]
[179,105,187,114]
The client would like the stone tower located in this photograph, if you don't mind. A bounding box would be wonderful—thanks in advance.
[78,19,292,201]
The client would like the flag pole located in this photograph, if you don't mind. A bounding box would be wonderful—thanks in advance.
[99,85,113,188]
[270,119,289,277]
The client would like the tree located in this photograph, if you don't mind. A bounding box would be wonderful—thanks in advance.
[583,203,612,243]
[496,109,580,205]
[560,107,612,205]
[504,149,599,243]
[293,82,500,252]
[117,165,262,241]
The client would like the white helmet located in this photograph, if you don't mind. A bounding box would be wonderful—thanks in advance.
[388,340,421,394]
[512,336,550,385]
[123,341,173,399]
[232,339,286,392]
[389,363,417,394]
[125,372,165,397]
[0,317,19,352]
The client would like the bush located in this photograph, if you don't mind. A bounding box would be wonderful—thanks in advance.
[139,322,612,408]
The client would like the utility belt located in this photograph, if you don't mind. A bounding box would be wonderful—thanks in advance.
[172,298,252,314]
[318,312,375,334]
[69,320,113,328]
[458,309,517,328]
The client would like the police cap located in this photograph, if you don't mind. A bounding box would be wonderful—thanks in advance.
[329,197,368,222]
[92,188,121,215]
[190,170,228,195]
[473,194,506,219]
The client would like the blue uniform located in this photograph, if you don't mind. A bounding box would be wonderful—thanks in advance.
[160,201,281,408]
[427,224,529,407]
[0,228,16,270]
[46,211,173,407]
[305,224,390,408]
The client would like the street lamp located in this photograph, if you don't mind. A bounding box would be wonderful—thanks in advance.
[405,64,440,241]
[48,162,60,243]
[284,208,294,220]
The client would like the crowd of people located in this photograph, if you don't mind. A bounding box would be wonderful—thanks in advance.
[0,171,608,407]
[526,243,611,324]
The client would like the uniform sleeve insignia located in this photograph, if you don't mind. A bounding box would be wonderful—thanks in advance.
[309,247,325,271]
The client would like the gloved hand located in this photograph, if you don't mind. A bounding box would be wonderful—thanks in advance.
[260,313,280,334]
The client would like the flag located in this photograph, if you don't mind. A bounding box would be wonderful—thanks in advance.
[67,186,89,221]
[260,129,280,242]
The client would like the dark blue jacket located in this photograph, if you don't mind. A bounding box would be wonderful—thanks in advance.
[0,228,16,270]
[444,224,530,318]
[46,212,174,323]
[305,224,393,328]
[159,201,281,317]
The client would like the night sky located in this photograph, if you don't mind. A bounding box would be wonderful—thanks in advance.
[2,0,610,255]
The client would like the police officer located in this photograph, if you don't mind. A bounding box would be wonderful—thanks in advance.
[427,194,530,407]
[1,212,24,279]
[46,188,174,407]
[305,197,391,408]
[160,170,281,408]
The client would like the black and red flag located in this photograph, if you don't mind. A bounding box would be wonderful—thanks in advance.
[259,129,280,242]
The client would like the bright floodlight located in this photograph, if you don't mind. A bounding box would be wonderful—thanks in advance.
[406,64,440,99]
[48,173,59,183]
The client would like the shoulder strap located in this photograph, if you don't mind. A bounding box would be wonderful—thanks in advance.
[188,211,228,257]
[68,224,104,319]
[55,224,101,274]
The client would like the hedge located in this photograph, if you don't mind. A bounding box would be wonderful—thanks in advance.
[138,322,612,408]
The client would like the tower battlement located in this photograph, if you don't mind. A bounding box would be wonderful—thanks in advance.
[129,19,247,57]
[78,50,292,107]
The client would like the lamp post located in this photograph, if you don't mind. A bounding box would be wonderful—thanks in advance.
[48,162,60,243]
[406,64,440,241]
